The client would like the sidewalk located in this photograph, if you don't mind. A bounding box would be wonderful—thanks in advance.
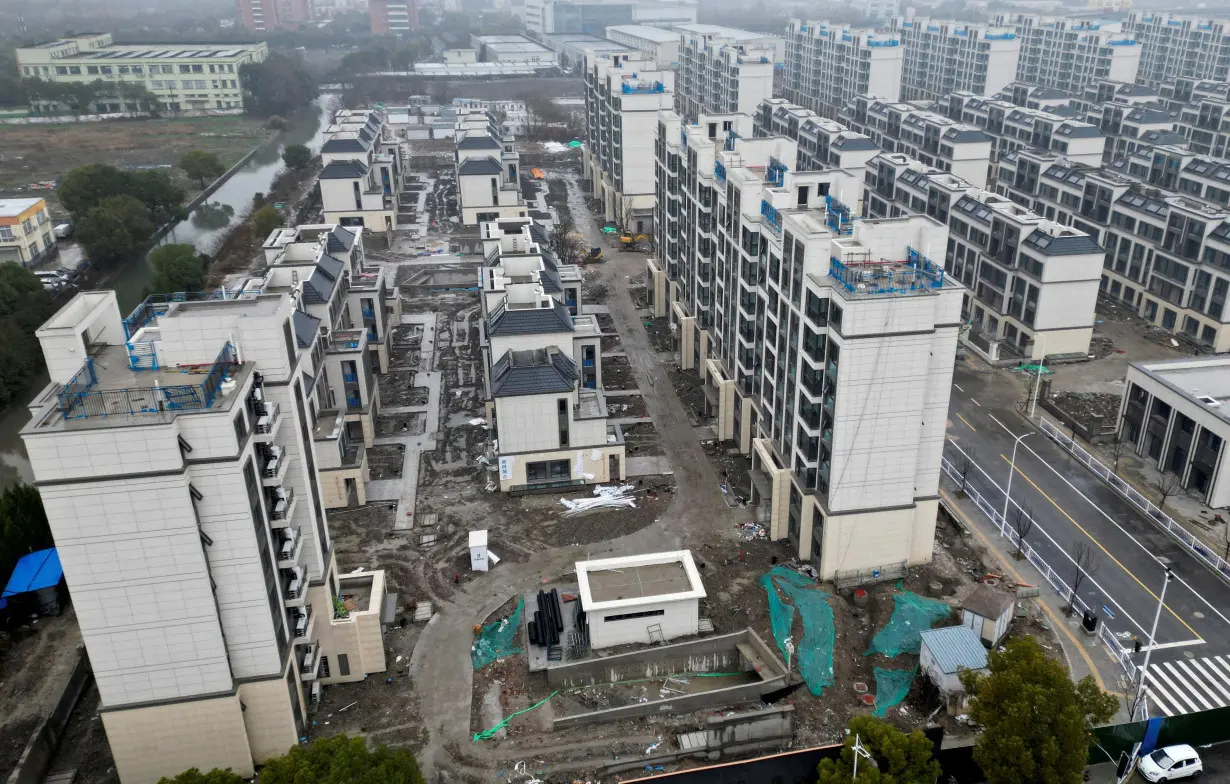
[940,487,1134,721]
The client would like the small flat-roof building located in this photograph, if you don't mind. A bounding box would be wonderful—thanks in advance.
[919,625,988,711]
[577,551,705,648]
[472,34,556,63]
[1118,357,1230,508]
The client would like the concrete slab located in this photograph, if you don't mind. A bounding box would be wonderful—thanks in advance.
[612,416,652,427]
[626,455,672,476]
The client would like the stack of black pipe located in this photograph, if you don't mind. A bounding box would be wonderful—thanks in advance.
[527,588,564,647]
[574,599,589,652]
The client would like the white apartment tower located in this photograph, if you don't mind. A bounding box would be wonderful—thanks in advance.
[996,15,1142,94]
[888,18,1021,104]
[1124,13,1230,88]
[583,51,675,232]
[677,28,776,122]
[649,112,963,576]
[477,219,626,491]
[783,20,904,122]
[22,290,388,784]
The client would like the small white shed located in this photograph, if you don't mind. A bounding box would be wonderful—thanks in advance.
[919,625,989,711]
[576,551,706,649]
[961,584,1015,647]
[468,530,488,572]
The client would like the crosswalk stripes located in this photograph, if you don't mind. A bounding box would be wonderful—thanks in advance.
[1143,656,1230,717]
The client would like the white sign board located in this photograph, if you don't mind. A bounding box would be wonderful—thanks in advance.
[498,456,514,481]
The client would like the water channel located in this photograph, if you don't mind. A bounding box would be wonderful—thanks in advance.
[0,93,336,490]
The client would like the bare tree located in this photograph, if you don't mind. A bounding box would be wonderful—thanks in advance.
[1069,540,1098,612]
[547,213,585,266]
[1156,471,1183,516]
[1010,504,1035,559]
[617,195,637,234]
[1109,436,1129,474]
[954,449,974,496]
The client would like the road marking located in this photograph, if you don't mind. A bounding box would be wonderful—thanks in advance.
[944,440,1149,636]
[956,413,977,432]
[1141,639,1206,652]
[941,488,1115,696]
[987,414,1230,630]
[998,453,1202,640]
[1147,665,1205,713]
[971,398,981,407]
[953,383,965,393]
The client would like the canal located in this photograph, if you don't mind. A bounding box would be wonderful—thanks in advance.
[0,93,337,490]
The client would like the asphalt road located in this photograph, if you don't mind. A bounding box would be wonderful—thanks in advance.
[945,362,1230,718]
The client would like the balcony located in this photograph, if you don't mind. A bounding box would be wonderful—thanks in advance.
[277,526,304,569]
[254,402,281,441]
[291,605,315,642]
[268,487,296,526]
[342,371,358,383]
[313,408,344,442]
[298,640,323,680]
[261,445,289,487]
[282,564,306,607]
[327,329,366,354]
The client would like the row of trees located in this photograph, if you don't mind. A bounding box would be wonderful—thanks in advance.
[0,267,62,408]
[160,735,424,784]
[59,163,186,269]
[240,52,318,118]
[18,77,160,115]
[816,636,1117,783]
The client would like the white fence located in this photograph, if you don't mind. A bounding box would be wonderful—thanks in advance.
[940,452,1137,682]
[1038,417,1230,585]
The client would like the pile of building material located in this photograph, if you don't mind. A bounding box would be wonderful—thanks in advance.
[559,484,637,515]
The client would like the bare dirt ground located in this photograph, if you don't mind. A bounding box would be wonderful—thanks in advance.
[1047,391,1122,434]
[0,116,271,214]
[44,683,116,784]
[0,610,85,775]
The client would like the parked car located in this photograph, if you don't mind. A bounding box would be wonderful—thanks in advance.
[1139,744,1203,781]
[52,223,73,239]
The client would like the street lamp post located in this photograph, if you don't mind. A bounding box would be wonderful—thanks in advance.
[1028,335,1048,420]
[1132,568,1175,721]
[1001,432,1034,528]
[851,733,875,778]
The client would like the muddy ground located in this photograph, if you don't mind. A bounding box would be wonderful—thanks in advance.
[1047,391,1122,434]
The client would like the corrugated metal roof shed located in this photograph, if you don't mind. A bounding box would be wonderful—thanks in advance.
[919,625,988,674]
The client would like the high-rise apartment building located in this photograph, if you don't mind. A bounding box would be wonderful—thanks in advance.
[995,15,1142,94]
[783,20,904,121]
[477,219,626,491]
[677,28,775,123]
[605,25,683,66]
[369,0,418,33]
[583,52,674,232]
[842,96,994,188]
[22,290,389,784]
[1123,13,1230,88]
[234,0,313,32]
[864,152,1104,359]
[1000,146,1230,352]
[649,110,963,575]
[15,34,265,112]
[888,18,1021,104]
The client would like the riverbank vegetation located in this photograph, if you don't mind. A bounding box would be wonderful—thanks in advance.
[240,52,318,118]
[60,164,186,270]
[0,266,58,409]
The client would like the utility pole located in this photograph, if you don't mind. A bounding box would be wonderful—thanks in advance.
[852,733,875,778]
[1028,335,1048,420]
[1002,431,1034,528]
[1132,568,1174,720]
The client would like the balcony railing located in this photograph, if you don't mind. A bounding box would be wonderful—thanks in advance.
[255,402,279,435]
[122,289,236,339]
[269,488,295,522]
[292,606,313,640]
[58,343,239,421]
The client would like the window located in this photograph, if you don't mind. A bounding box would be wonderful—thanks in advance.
[526,459,570,483]
[337,653,350,676]
[0,227,12,242]
[100,66,112,75]
[86,66,99,75]
[192,64,204,73]
[68,66,80,74]
[55,66,68,75]
[132,65,143,75]
[603,609,665,622]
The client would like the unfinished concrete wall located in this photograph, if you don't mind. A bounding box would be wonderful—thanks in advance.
[706,704,794,754]
[7,648,92,784]
[544,629,784,688]
[552,677,787,730]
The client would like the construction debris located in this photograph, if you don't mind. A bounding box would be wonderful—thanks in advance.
[737,521,767,540]
[559,484,638,515]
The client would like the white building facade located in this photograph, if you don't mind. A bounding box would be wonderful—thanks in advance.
[22,290,388,784]
[783,20,904,121]
[995,15,1142,94]
[677,28,775,123]
[889,18,1021,104]
[454,113,528,226]
[318,109,404,234]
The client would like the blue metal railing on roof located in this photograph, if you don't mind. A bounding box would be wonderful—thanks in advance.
[766,156,788,187]
[1107,38,1138,46]
[724,129,740,152]
[825,194,853,235]
[985,32,1016,40]
[123,289,234,339]
[714,161,727,184]
[828,248,944,295]
[866,39,900,47]
[621,80,665,94]
[760,200,782,236]
[58,342,239,420]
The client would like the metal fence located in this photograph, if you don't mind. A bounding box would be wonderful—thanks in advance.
[1038,417,1230,584]
[940,451,1137,682]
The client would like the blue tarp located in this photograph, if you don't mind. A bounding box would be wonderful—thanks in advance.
[2,548,63,598]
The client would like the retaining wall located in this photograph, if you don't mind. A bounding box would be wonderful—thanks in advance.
[6,647,92,784]
[600,706,794,775]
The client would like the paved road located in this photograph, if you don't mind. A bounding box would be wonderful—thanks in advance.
[946,362,1230,718]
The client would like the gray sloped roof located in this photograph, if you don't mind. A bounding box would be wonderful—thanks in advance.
[1057,124,1104,139]
[320,159,369,179]
[920,626,988,674]
[327,226,356,253]
[487,300,574,336]
[458,157,505,176]
[943,128,993,143]
[1025,231,1104,256]
[322,137,370,154]
[539,267,562,294]
[292,309,321,349]
[457,134,501,150]
[492,348,577,397]
[962,584,1015,619]
[832,136,879,151]
[303,254,345,304]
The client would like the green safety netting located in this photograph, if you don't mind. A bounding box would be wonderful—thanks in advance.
[873,666,917,717]
[1017,363,1053,376]
[866,589,952,657]
[759,566,835,696]
[471,598,524,670]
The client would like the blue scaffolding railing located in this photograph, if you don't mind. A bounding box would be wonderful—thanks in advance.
[123,289,234,339]
[57,343,239,420]
[825,194,853,235]
[760,200,782,236]
[828,248,945,295]
[766,156,788,187]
